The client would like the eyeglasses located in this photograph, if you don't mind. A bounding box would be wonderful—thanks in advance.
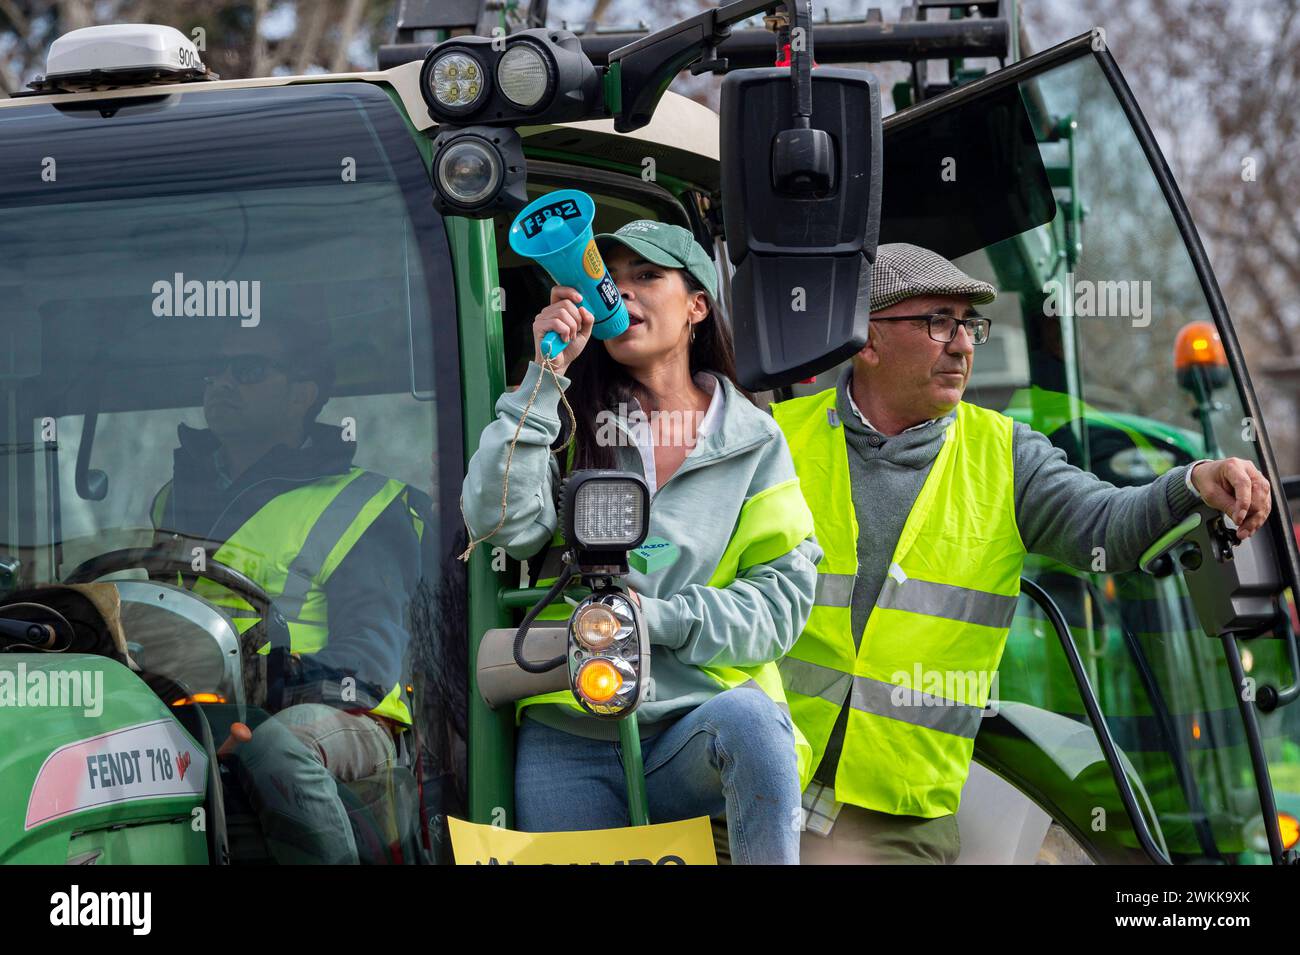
[871,313,992,345]
[203,354,294,386]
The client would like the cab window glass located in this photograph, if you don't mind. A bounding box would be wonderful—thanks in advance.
[885,51,1296,863]
[0,84,466,863]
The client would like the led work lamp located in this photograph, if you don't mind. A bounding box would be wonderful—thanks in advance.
[554,471,651,717]
[418,28,597,127]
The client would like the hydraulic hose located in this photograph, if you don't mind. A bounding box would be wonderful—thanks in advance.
[513,559,576,674]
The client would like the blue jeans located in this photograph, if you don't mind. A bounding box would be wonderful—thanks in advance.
[515,687,802,864]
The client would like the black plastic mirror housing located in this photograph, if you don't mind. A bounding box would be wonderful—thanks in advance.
[721,66,882,390]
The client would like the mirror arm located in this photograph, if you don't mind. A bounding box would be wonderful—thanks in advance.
[787,0,814,127]
[73,373,109,502]
[608,0,792,132]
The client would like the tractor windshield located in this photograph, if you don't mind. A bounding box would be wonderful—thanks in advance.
[0,82,467,863]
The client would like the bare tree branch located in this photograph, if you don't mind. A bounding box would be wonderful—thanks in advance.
[57,0,92,31]
[587,0,615,29]
[331,0,367,72]
[1236,254,1296,357]
[251,0,269,78]
[293,0,331,74]
[0,0,31,38]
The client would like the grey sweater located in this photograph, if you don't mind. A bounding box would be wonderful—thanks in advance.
[814,366,1201,785]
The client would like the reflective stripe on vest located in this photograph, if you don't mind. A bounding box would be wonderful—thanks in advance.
[778,657,983,738]
[151,469,412,724]
[773,388,1026,818]
[876,565,1017,629]
[516,477,818,787]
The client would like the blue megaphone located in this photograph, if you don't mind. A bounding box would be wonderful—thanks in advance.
[508,189,629,360]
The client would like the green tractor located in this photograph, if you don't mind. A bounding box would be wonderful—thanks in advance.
[0,0,1296,865]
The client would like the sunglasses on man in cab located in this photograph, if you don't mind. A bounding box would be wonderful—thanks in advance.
[203,354,301,386]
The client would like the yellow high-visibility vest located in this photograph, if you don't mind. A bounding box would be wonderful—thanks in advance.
[772,389,1026,817]
[152,468,417,724]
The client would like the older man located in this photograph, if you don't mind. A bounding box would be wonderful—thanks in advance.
[772,243,1271,864]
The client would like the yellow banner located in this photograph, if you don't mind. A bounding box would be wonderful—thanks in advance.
[448,815,718,865]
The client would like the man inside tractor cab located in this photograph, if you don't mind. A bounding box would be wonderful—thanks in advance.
[772,242,1273,864]
[149,317,430,864]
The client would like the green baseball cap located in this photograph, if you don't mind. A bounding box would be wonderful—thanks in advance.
[594,220,719,301]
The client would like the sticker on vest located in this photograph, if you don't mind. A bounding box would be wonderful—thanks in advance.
[629,537,680,575]
[826,408,840,428]
[887,562,908,584]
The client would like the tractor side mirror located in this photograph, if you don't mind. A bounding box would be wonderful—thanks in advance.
[720,66,882,390]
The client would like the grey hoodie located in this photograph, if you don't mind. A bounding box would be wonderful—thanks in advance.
[463,361,823,740]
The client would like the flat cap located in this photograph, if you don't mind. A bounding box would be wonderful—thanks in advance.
[870,242,997,311]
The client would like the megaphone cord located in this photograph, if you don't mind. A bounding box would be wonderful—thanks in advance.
[458,356,578,563]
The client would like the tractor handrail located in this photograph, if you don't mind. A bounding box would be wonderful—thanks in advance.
[1018,576,1172,864]
[1221,633,1292,864]
[378,18,1009,71]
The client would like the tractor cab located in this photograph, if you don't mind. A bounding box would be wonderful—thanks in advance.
[0,2,1297,865]
[0,25,463,863]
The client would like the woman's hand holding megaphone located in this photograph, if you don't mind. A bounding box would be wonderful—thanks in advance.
[533,286,595,376]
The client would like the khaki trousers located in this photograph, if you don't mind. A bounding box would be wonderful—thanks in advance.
[799,804,961,865]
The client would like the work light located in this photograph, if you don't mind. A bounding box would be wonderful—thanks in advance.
[497,41,552,110]
[426,48,488,114]
[418,29,600,127]
[435,137,501,205]
[553,471,651,717]
[561,471,650,572]
[429,125,527,217]
[573,601,623,651]
[568,590,645,717]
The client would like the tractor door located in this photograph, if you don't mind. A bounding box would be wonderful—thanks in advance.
[864,32,1300,864]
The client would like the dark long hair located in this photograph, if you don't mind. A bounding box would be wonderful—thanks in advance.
[559,270,748,473]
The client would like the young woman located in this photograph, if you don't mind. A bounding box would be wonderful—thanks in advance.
[462,220,820,864]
